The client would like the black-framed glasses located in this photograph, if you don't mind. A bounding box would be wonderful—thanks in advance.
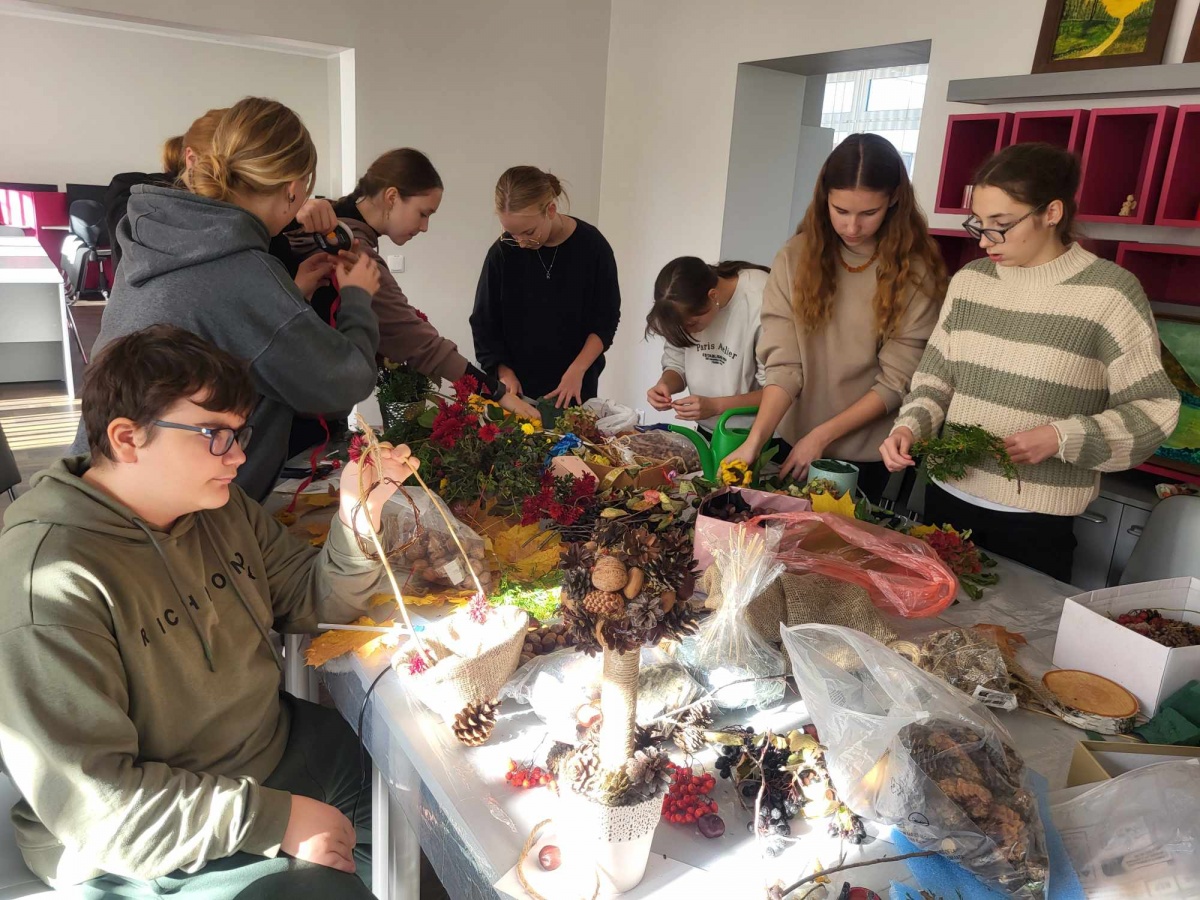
[152,420,253,456]
[962,207,1042,244]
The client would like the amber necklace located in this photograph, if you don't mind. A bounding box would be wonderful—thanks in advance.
[838,246,878,274]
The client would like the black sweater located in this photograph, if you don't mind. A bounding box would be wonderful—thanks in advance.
[470,218,621,401]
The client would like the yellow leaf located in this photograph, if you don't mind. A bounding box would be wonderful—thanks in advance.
[491,523,561,583]
[369,593,394,608]
[298,491,338,509]
[305,617,392,667]
[306,523,331,547]
[811,490,857,518]
[273,510,298,527]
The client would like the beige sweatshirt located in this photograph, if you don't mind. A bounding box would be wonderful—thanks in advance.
[757,232,941,460]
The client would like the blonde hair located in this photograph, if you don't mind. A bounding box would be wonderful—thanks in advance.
[161,108,227,180]
[494,166,568,214]
[185,97,316,203]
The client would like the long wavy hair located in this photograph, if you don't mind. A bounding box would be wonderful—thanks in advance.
[793,133,947,339]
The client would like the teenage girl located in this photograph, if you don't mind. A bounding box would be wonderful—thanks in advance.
[470,166,621,408]
[76,98,381,500]
[881,142,1179,580]
[724,133,948,500]
[644,257,769,434]
[293,150,537,419]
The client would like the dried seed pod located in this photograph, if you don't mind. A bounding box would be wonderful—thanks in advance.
[582,590,625,619]
[591,556,629,593]
[623,567,645,600]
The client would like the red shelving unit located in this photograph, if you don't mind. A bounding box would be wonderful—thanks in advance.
[935,113,1013,215]
[1116,242,1200,306]
[1078,106,1177,225]
[1011,109,1090,154]
[929,228,987,278]
[1155,105,1200,228]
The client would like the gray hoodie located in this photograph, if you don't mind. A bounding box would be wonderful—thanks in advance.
[71,185,379,499]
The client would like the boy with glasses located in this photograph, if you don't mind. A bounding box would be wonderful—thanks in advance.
[0,325,417,898]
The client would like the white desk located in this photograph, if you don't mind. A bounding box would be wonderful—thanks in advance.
[316,556,1085,900]
[0,236,73,397]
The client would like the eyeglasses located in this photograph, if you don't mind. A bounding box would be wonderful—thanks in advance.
[499,231,542,248]
[152,420,254,456]
[962,207,1043,244]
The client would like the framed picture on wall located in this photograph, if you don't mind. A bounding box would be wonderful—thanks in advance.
[1186,8,1200,62]
[1032,0,1178,74]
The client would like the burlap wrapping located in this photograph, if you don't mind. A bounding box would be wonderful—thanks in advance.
[701,565,896,646]
[598,648,640,771]
[396,605,528,723]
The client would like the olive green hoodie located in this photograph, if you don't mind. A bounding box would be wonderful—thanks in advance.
[0,458,385,887]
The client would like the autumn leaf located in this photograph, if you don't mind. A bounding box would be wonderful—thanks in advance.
[273,510,298,527]
[369,593,395,608]
[491,523,561,583]
[974,623,1027,657]
[306,523,331,547]
[811,490,857,519]
[305,617,395,667]
[299,491,339,509]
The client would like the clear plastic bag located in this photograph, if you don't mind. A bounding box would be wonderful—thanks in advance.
[501,647,701,744]
[383,488,490,596]
[582,398,639,436]
[755,511,958,618]
[606,429,701,473]
[782,623,1049,899]
[677,530,786,710]
[1051,759,1200,897]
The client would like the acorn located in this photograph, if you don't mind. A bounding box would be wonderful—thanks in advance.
[660,590,677,614]
[623,567,645,600]
[591,556,629,593]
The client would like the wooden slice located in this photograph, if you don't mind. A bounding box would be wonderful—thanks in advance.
[1043,669,1139,718]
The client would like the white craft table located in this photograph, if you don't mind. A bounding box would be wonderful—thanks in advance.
[314,551,1085,900]
[0,236,73,397]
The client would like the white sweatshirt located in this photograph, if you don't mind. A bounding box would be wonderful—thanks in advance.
[661,268,768,430]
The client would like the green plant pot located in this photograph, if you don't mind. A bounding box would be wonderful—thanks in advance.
[808,458,859,497]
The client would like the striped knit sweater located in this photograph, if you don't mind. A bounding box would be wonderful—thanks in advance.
[892,244,1180,517]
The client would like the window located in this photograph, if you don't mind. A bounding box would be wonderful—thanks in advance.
[821,65,928,173]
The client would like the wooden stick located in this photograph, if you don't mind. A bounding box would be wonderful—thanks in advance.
[317,623,409,635]
[778,850,942,897]
[353,416,435,665]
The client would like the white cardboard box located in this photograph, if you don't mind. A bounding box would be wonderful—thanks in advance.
[1053,577,1200,717]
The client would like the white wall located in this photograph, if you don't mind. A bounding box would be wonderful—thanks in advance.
[0,14,334,195]
[719,65,807,266]
[599,0,1200,412]
[0,0,612,367]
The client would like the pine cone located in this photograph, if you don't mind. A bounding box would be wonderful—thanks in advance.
[546,740,574,777]
[626,593,664,631]
[673,724,708,754]
[452,699,499,747]
[562,566,593,602]
[621,528,661,567]
[560,542,595,572]
[563,745,600,795]
[625,748,671,790]
[582,590,625,619]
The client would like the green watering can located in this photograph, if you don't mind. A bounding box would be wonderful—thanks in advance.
[667,406,777,482]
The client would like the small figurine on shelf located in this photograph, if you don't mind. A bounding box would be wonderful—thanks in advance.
[1119,194,1138,217]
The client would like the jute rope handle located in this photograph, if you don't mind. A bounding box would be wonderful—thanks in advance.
[516,819,600,900]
